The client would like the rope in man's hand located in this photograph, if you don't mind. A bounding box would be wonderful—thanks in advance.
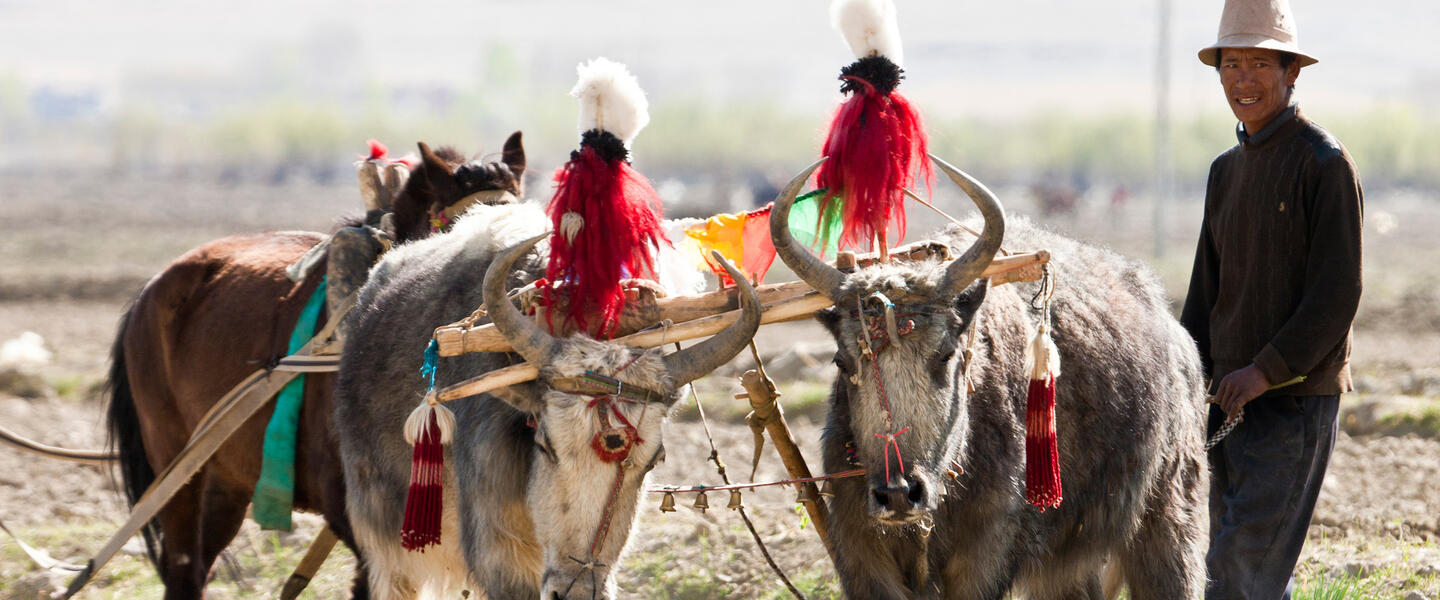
[1205,375,1307,451]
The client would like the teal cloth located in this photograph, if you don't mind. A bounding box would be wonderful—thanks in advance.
[252,277,327,530]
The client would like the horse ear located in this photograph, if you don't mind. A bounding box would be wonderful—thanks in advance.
[501,131,526,191]
[417,141,449,175]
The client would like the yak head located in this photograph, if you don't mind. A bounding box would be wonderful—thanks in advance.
[484,234,761,599]
[389,132,527,243]
[771,156,1005,526]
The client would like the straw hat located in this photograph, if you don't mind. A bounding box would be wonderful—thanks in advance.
[1198,0,1317,67]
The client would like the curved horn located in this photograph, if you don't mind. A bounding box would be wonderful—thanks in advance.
[483,233,556,365]
[661,251,763,389]
[930,154,1006,300]
[769,158,846,300]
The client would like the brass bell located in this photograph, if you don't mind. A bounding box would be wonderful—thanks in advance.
[693,491,709,513]
[818,481,835,498]
[659,492,677,513]
[796,486,818,505]
[727,490,744,510]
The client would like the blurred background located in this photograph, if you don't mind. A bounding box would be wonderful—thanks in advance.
[3,1,1439,597]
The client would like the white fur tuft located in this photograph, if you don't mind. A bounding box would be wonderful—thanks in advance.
[571,57,650,145]
[830,0,904,66]
[403,396,455,446]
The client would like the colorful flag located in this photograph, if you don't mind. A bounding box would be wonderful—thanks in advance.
[685,192,843,286]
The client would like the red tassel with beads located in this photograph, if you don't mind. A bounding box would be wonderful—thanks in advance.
[401,398,454,551]
[1023,322,1062,510]
[815,55,931,252]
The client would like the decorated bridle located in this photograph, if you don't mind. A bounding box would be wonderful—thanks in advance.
[428,189,517,233]
[545,365,667,595]
[848,291,978,485]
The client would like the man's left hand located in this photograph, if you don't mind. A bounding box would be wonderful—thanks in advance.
[1216,364,1271,416]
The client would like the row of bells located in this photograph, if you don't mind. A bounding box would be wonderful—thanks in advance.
[659,481,835,514]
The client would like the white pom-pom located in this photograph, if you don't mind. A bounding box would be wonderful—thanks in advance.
[1023,322,1061,381]
[830,0,904,66]
[403,394,455,446]
[571,57,650,145]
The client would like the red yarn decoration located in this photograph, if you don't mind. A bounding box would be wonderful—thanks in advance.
[1024,373,1063,510]
[815,76,931,252]
[366,139,387,161]
[544,145,666,338]
[401,411,444,551]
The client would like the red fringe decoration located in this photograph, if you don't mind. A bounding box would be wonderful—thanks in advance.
[366,139,387,161]
[401,411,444,551]
[816,77,931,252]
[544,145,666,338]
[1025,374,1063,510]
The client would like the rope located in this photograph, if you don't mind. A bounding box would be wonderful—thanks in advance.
[1205,410,1243,451]
[682,341,806,600]
[649,469,868,495]
[0,425,118,465]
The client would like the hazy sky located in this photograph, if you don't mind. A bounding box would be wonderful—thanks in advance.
[1,0,1434,118]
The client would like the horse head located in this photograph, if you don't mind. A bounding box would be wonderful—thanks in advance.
[389,132,527,243]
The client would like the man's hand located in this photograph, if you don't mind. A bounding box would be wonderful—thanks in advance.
[1216,364,1271,416]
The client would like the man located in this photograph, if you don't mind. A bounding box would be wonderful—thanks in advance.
[1180,0,1363,598]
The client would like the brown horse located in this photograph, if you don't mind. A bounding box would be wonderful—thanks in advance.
[105,134,526,599]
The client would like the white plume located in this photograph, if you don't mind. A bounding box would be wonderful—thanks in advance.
[830,0,904,66]
[571,57,650,146]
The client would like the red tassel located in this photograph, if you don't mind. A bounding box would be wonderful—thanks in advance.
[1025,373,1062,510]
[815,73,930,252]
[544,144,666,338]
[366,139,388,161]
[401,411,444,551]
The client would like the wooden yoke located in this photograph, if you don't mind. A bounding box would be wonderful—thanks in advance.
[434,247,1051,358]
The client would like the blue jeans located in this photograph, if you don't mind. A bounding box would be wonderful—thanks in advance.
[1205,394,1340,600]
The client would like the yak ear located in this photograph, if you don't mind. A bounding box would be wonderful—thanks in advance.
[816,307,842,338]
[952,279,989,318]
[489,382,544,414]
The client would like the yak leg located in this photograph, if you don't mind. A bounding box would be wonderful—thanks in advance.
[1116,462,1207,599]
[1028,576,1105,600]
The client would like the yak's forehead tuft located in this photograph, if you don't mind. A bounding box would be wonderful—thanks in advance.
[836,259,949,303]
[543,335,671,390]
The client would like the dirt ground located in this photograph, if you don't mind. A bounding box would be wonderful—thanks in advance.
[2,174,1438,597]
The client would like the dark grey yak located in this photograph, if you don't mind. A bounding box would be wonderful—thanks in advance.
[334,202,763,600]
[770,158,1208,599]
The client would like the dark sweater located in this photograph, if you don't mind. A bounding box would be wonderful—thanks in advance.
[1180,105,1364,397]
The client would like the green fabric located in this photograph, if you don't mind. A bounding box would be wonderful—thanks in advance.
[790,189,842,258]
[252,277,327,531]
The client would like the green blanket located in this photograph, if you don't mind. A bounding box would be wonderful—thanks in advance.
[251,277,327,531]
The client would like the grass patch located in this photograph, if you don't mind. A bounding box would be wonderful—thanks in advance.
[0,520,356,599]
[1378,405,1440,438]
[1294,574,1387,600]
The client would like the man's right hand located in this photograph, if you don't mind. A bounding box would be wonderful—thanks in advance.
[1215,364,1272,416]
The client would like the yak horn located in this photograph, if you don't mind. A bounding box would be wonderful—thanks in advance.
[483,233,556,365]
[930,154,1006,301]
[769,158,846,300]
[661,251,762,389]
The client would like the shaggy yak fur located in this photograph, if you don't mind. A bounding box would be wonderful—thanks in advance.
[812,218,1209,599]
[104,134,524,599]
[333,202,762,600]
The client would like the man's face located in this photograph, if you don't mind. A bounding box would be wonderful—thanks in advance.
[1218,48,1301,134]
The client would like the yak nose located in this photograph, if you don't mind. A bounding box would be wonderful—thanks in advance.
[872,478,926,512]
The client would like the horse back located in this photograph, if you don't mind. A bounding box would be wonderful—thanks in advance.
[121,231,329,491]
